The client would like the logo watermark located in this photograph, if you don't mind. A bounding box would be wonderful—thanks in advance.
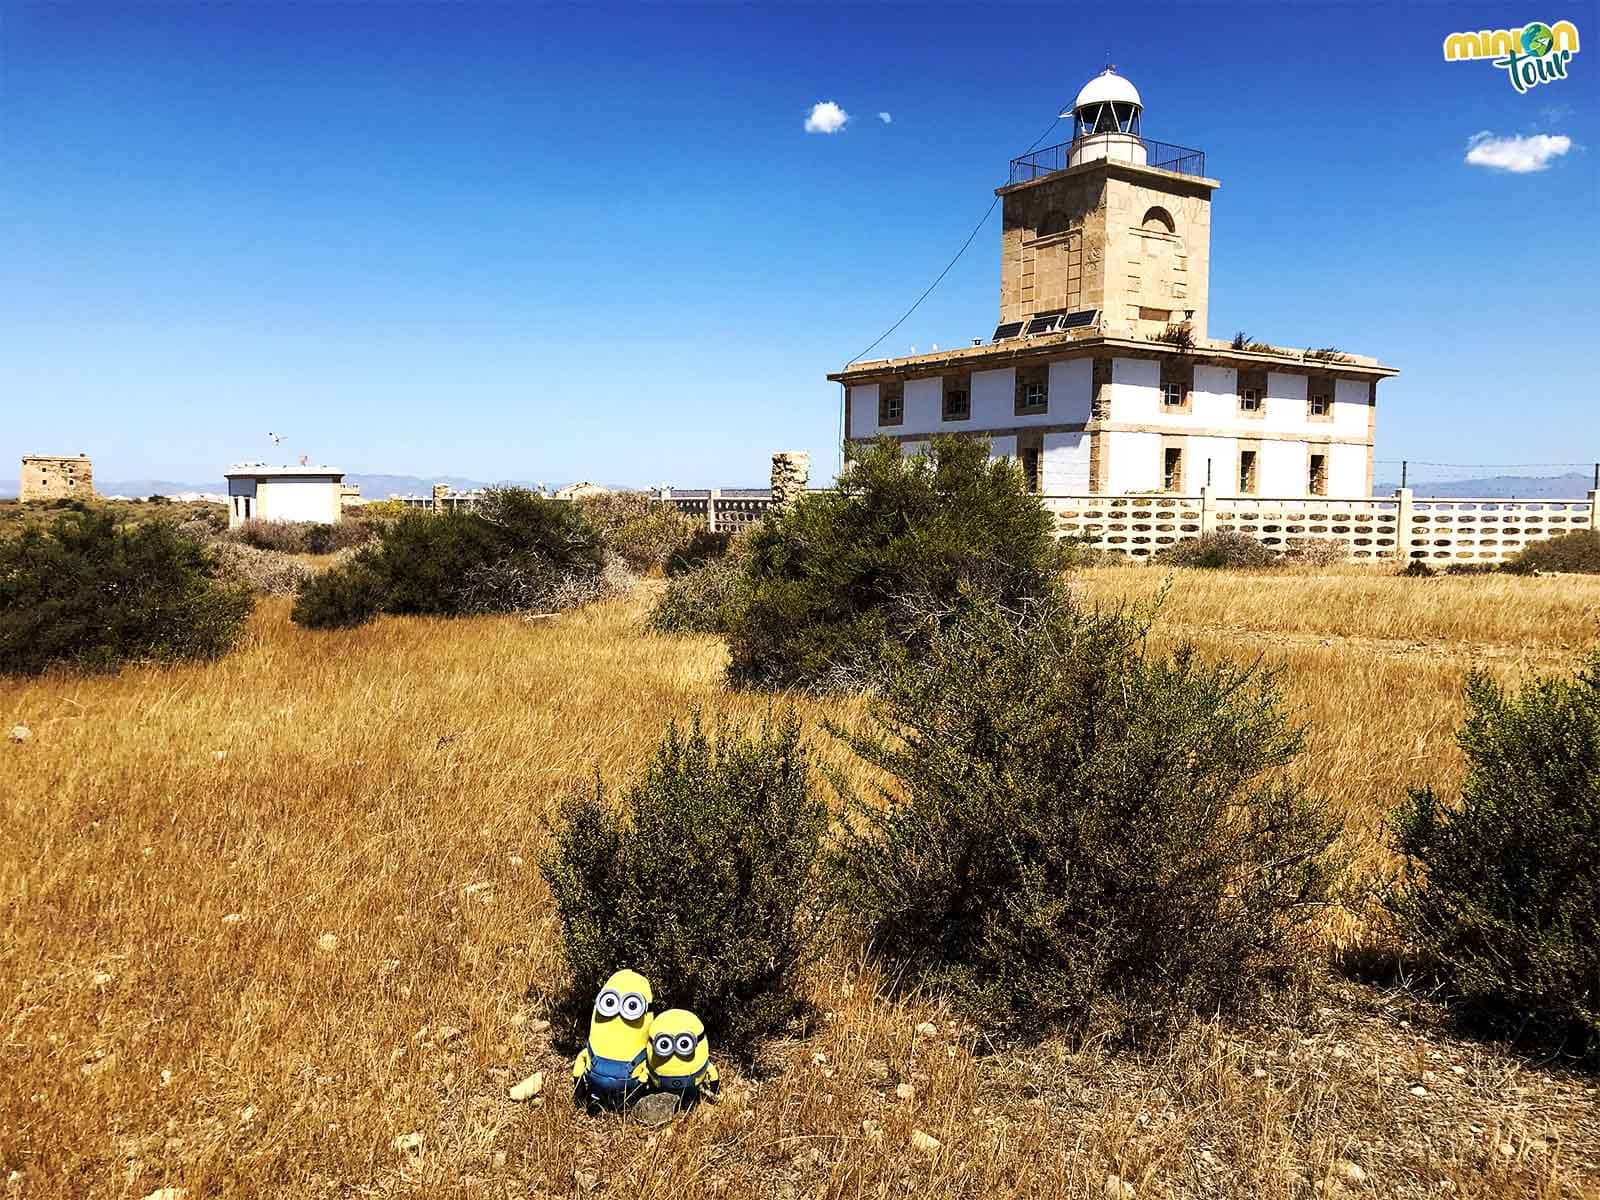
[1443,20,1580,92]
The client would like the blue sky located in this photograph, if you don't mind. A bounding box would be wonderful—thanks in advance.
[2,2,1595,488]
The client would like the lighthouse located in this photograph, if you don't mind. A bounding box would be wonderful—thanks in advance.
[1065,66,1148,168]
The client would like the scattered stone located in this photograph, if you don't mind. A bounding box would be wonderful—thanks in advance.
[860,1118,884,1145]
[1497,1141,1515,1157]
[393,1131,423,1156]
[1104,1174,1136,1200]
[1409,1085,1429,1098]
[240,1106,257,1125]
[1252,1067,1268,1078]
[528,1018,550,1034]
[8,725,31,744]
[159,1070,173,1087]
[909,1129,940,1155]
[915,1022,938,1038]
[1451,1065,1465,1075]
[509,1072,544,1102]
[221,913,243,925]
[635,1091,680,1127]
[1335,1160,1368,1187]
[93,971,114,986]
[573,1167,600,1192]
[811,1052,828,1066]
[212,750,227,763]
[865,1058,890,1081]
[142,1190,188,1200]
[895,1082,915,1102]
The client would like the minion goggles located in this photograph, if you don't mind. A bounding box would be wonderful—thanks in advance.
[594,988,649,1021]
[651,1030,704,1060]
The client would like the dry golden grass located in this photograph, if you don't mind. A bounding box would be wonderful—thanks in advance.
[2,576,1597,1198]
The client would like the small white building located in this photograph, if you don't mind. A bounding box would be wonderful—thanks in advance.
[224,463,346,528]
[829,67,1397,499]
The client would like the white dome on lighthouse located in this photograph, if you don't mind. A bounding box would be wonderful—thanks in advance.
[1072,67,1141,112]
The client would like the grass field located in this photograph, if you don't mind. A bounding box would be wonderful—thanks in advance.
[2,567,1598,1198]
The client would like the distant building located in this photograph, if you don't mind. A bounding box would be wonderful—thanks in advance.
[224,463,345,528]
[387,484,486,512]
[20,454,93,502]
[829,66,1397,498]
[552,481,610,500]
[339,482,362,508]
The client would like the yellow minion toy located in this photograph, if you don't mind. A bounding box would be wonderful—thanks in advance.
[645,1009,719,1107]
[571,969,654,1110]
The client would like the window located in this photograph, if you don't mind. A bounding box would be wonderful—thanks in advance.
[1160,381,1184,407]
[1238,387,1262,412]
[1238,449,1258,493]
[942,376,971,421]
[878,384,903,426]
[1014,367,1048,415]
[1308,453,1327,497]
[1159,362,1192,412]
[1020,446,1041,493]
[1308,377,1333,419]
[1163,446,1184,492]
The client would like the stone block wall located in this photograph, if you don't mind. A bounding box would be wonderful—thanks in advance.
[20,455,94,502]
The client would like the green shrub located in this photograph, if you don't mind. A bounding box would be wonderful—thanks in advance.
[1399,559,1436,578]
[574,491,698,573]
[1153,531,1277,570]
[831,591,1339,1037]
[1505,529,1600,575]
[1387,657,1600,1059]
[666,527,734,577]
[650,536,751,636]
[291,488,607,628]
[290,557,387,629]
[725,436,1065,689]
[542,712,829,1051]
[0,510,254,675]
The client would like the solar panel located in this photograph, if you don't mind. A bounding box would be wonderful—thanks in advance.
[1060,309,1100,329]
[1023,315,1062,336]
[991,321,1025,342]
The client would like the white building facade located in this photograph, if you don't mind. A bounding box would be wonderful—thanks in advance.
[830,68,1396,497]
[224,464,346,528]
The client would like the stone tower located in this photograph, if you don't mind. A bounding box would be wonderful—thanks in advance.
[996,67,1218,339]
[20,454,94,502]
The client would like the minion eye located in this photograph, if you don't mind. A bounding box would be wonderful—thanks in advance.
[620,993,647,1021]
[595,989,621,1018]
[653,1034,676,1058]
[675,1033,697,1058]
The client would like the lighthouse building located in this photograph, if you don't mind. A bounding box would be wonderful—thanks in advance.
[829,68,1396,498]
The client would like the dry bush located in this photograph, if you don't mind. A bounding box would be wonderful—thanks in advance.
[574,491,698,573]
[1285,537,1346,567]
[1507,529,1600,575]
[1154,531,1277,570]
[208,540,314,596]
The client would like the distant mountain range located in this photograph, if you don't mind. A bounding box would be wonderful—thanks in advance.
[3,471,1591,502]
[1370,471,1593,499]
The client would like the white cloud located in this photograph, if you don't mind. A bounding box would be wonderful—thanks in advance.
[1464,131,1572,173]
[877,111,893,124]
[804,101,849,135]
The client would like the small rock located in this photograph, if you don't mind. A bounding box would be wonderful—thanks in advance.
[1252,1067,1268,1079]
[393,1131,423,1156]
[895,1082,915,1102]
[492,1150,507,1169]
[865,1058,890,1081]
[509,1072,544,1101]
[1450,1065,1465,1075]
[573,1168,600,1192]
[1335,1160,1368,1187]
[159,1070,173,1087]
[240,1106,256,1125]
[909,1129,940,1155]
[811,1052,828,1066]
[211,750,227,763]
[317,933,339,953]
[8,725,30,744]
[142,1190,188,1200]
[1409,1085,1429,1098]
[860,1118,884,1145]
[93,971,114,986]
[914,1022,938,1038]
[1104,1173,1136,1199]
[221,913,243,925]
[528,1018,551,1034]
[1497,1141,1514,1157]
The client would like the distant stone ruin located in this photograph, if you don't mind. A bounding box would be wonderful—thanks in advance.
[20,455,94,503]
[770,451,810,508]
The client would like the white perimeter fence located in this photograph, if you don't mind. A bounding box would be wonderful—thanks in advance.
[656,486,1599,565]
